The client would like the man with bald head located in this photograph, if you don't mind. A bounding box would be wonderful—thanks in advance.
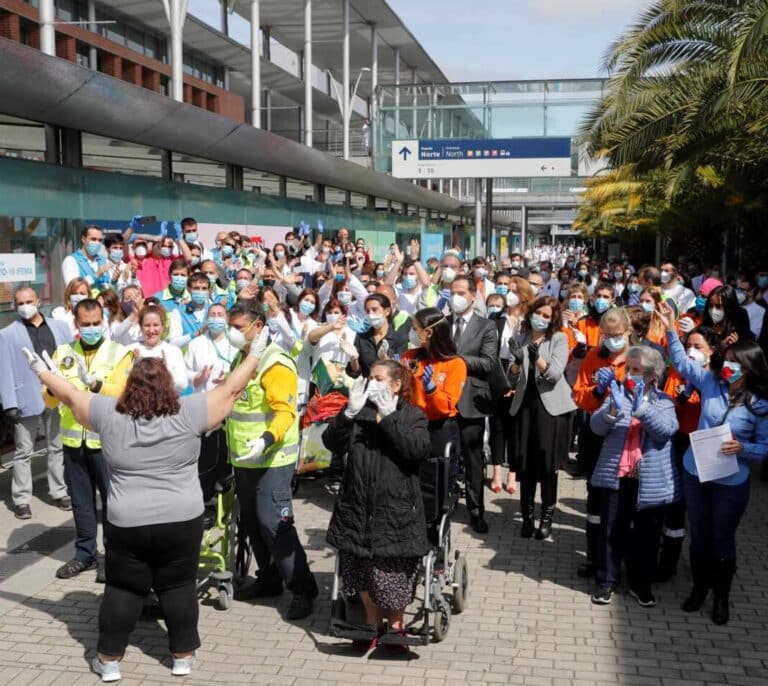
[0,286,72,519]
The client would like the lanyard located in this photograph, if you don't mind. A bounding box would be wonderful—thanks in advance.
[209,335,234,365]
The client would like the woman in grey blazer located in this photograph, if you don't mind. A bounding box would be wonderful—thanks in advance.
[508,296,577,540]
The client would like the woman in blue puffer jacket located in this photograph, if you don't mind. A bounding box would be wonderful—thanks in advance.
[589,345,679,608]
[658,302,768,626]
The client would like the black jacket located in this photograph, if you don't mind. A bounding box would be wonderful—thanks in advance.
[448,314,498,418]
[323,402,432,559]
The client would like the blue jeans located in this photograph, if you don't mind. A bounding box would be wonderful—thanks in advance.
[63,445,108,563]
[683,469,750,561]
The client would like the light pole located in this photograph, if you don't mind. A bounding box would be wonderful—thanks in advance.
[327,67,370,159]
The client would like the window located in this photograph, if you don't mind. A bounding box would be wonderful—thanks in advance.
[171,152,226,187]
[75,42,90,68]
[0,114,46,162]
[82,132,163,177]
[243,169,282,196]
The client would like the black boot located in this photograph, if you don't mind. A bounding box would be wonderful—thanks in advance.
[520,493,535,538]
[577,520,599,577]
[535,506,555,540]
[681,553,710,613]
[711,558,736,625]
[656,535,684,582]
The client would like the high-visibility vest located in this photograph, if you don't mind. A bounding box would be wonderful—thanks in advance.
[226,344,300,469]
[54,339,129,449]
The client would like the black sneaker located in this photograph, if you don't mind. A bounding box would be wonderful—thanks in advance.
[14,504,32,520]
[56,558,96,579]
[96,559,106,584]
[629,587,657,608]
[56,496,72,511]
[591,585,615,605]
[234,575,283,600]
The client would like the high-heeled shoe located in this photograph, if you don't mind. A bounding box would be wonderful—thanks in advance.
[489,481,502,494]
[504,483,517,495]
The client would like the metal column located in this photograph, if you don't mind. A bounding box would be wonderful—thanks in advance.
[393,47,400,139]
[342,0,350,159]
[474,179,483,256]
[370,24,378,157]
[520,205,528,252]
[87,0,97,68]
[220,0,229,34]
[303,0,313,147]
[485,178,493,254]
[40,0,55,56]
[411,69,417,137]
[162,0,189,103]
[251,0,261,127]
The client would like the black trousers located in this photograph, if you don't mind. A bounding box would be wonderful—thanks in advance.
[98,515,204,656]
[489,397,514,468]
[234,464,314,594]
[197,428,231,503]
[520,473,558,510]
[458,416,486,517]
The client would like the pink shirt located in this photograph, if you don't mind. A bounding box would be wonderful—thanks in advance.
[134,256,173,296]
[618,417,643,478]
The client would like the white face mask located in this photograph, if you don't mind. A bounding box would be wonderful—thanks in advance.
[367,314,386,329]
[660,271,672,284]
[441,267,457,284]
[408,327,423,347]
[451,294,470,314]
[228,326,248,350]
[506,291,520,308]
[687,347,708,366]
[709,307,725,324]
[134,246,147,258]
[367,379,389,404]
[17,304,39,320]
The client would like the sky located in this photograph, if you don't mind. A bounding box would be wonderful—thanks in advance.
[386,0,651,81]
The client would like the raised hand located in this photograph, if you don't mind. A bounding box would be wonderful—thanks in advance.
[422,364,436,393]
[609,380,626,413]
[596,366,615,394]
[344,377,369,418]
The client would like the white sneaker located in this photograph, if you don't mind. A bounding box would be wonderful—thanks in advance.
[91,656,121,682]
[171,652,197,676]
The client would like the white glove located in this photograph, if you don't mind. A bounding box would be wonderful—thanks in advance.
[574,329,587,345]
[339,333,359,361]
[678,316,695,334]
[377,339,390,360]
[235,437,266,464]
[248,326,270,358]
[22,347,49,376]
[344,377,369,418]
[374,386,398,418]
[76,357,98,387]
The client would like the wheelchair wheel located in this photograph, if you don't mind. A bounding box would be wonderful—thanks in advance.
[217,585,232,611]
[432,600,451,642]
[452,554,468,614]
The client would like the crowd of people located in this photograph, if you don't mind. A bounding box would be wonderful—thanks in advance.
[2,221,768,678]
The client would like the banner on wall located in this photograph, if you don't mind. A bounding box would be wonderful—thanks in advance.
[0,253,35,283]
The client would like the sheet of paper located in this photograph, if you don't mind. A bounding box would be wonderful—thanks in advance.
[689,423,739,483]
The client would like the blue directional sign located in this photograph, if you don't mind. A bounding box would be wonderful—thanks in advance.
[417,137,571,161]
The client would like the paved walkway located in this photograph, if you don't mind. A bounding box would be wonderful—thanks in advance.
[0,466,766,686]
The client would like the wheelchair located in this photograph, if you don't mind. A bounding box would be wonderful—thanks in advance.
[328,442,469,646]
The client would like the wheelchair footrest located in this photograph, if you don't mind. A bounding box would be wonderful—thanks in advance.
[329,619,378,642]
[378,629,430,647]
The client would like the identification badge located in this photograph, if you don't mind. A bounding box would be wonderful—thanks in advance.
[62,356,74,370]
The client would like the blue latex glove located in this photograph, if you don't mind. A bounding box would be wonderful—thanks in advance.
[130,215,144,231]
[346,315,372,334]
[596,367,615,394]
[422,364,436,393]
[609,380,625,413]
[160,221,181,240]
[631,380,645,413]
[317,221,324,234]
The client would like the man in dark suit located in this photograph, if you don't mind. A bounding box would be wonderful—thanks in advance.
[449,276,498,533]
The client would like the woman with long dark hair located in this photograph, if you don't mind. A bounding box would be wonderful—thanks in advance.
[349,293,409,377]
[700,285,754,346]
[658,302,768,625]
[401,307,467,456]
[22,331,269,681]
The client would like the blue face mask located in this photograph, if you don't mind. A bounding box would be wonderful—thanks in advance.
[171,275,187,292]
[627,283,640,293]
[337,291,352,305]
[495,284,509,296]
[757,276,768,289]
[604,336,626,353]
[568,298,584,313]
[160,247,172,258]
[190,291,208,305]
[109,249,124,263]
[530,314,549,331]
[236,279,251,291]
[222,245,234,257]
[402,275,417,290]
[594,297,611,314]
[207,318,226,334]
[299,299,316,316]
[184,232,198,242]
[335,273,345,283]
[190,257,201,266]
[79,325,103,346]
[721,360,743,384]
[487,305,503,316]
[695,294,707,312]
[628,373,646,388]
[86,241,101,257]
[641,301,655,313]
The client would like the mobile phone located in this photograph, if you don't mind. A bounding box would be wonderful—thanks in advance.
[139,215,157,225]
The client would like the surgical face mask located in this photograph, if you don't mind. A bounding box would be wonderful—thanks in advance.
[660,271,672,284]
[206,273,218,284]
[628,373,646,389]
[540,271,551,281]
[17,303,38,320]
[451,294,470,314]
[236,278,251,292]
[299,299,316,316]
[367,379,389,403]
[337,291,352,305]
[408,327,424,347]
[376,269,385,279]
[568,298,584,313]
[528,284,540,296]
[627,283,640,293]
[641,301,655,314]
[506,291,520,308]
[222,245,234,258]
[274,250,285,260]
[687,347,708,366]
[487,305,503,316]
[735,289,746,305]
[85,241,101,257]
[367,313,386,329]
[184,232,197,242]
[171,275,187,292]
[134,245,147,258]
[190,291,208,305]
[441,267,457,284]
[121,301,134,316]
[334,273,345,283]
[190,256,201,267]
[402,275,417,290]
[614,271,624,280]
[79,325,103,346]
[577,270,588,278]
[228,326,248,350]
[207,317,227,334]
[495,284,509,296]
[757,275,768,289]
[474,267,488,279]
[530,314,549,331]
[70,294,87,308]
[560,289,569,299]
[325,313,340,325]
[604,335,626,353]
[160,247,173,258]
[721,360,743,383]
[709,307,725,323]
[594,297,611,314]
[267,318,281,332]
[511,261,521,269]
[109,249,124,263]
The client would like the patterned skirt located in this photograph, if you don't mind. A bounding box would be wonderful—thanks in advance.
[339,553,421,612]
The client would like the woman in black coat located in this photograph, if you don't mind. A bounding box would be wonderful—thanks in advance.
[323,360,431,647]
